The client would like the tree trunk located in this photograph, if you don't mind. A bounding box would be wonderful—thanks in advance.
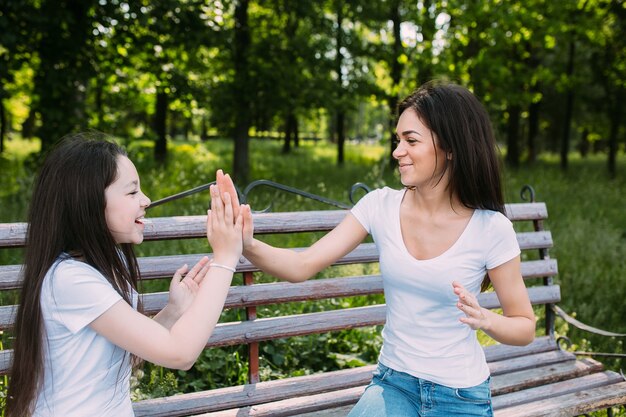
[337,111,345,165]
[527,98,540,164]
[607,98,621,179]
[282,113,292,154]
[0,94,5,154]
[561,39,576,171]
[506,105,521,168]
[154,90,168,163]
[335,0,345,165]
[233,0,251,183]
[388,0,402,168]
[293,116,299,148]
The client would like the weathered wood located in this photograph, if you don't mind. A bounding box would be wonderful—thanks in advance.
[517,231,552,250]
[200,386,365,417]
[3,199,626,416]
[293,405,355,417]
[504,202,548,221]
[205,305,386,348]
[483,336,558,362]
[488,349,575,376]
[480,285,560,310]
[0,203,548,248]
[492,371,625,410]
[0,247,557,289]
[494,381,626,417]
[133,366,376,417]
[490,357,605,395]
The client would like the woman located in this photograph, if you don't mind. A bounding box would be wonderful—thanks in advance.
[218,81,535,416]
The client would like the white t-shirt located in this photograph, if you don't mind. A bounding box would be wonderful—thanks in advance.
[34,255,137,416]
[351,187,520,388]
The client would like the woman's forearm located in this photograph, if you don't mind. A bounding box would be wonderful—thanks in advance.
[481,309,536,346]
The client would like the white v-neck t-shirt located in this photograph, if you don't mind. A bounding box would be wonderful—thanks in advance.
[351,187,520,388]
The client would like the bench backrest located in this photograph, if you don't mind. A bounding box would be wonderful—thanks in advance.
[0,200,557,382]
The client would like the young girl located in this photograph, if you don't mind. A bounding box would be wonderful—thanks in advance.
[7,136,242,417]
[217,81,536,416]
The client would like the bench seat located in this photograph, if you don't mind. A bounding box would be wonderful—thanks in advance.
[131,336,626,416]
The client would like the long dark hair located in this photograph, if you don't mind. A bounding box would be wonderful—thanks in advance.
[398,81,505,290]
[7,134,142,417]
[397,81,505,215]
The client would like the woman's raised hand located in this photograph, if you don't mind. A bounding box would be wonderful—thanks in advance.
[215,169,253,250]
[216,169,240,220]
[207,184,243,267]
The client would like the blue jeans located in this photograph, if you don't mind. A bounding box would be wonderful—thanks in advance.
[347,363,493,417]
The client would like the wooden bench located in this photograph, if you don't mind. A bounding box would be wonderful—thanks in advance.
[1,186,625,416]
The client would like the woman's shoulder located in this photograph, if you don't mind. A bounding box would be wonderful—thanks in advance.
[360,186,403,201]
[473,209,514,232]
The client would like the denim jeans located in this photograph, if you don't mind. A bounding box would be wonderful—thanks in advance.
[347,362,493,417]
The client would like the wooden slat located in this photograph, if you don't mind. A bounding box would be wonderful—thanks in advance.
[0,247,557,290]
[517,231,552,250]
[0,281,562,333]
[200,386,365,417]
[494,381,626,417]
[488,350,575,376]
[0,244,380,289]
[504,202,548,221]
[0,222,28,248]
[133,365,376,417]
[0,203,548,248]
[484,336,558,362]
[490,357,605,395]
[480,285,560,310]
[492,371,625,410]
[137,259,558,314]
[520,259,557,279]
[205,305,386,348]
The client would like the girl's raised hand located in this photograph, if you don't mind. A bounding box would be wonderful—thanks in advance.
[207,184,243,267]
[453,281,490,331]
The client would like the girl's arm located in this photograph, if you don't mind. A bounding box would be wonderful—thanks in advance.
[453,256,536,346]
[90,185,242,370]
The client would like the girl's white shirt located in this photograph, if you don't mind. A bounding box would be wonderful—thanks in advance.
[351,187,520,388]
[34,255,137,416]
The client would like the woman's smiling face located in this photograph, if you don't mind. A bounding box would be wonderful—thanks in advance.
[393,108,450,190]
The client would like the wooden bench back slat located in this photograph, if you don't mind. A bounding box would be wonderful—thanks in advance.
[0,268,560,331]
[0,202,549,248]
[0,238,557,289]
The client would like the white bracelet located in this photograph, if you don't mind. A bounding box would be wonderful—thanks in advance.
[211,263,237,273]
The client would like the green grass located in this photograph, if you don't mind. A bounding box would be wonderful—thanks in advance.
[1,136,625,415]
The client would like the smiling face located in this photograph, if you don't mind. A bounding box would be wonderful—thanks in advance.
[104,155,151,244]
[393,108,450,190]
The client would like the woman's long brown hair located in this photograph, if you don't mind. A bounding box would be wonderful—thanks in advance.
[398,81,505,291]
[6,135,141,416]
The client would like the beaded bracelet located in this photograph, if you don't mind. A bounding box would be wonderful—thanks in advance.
[211,263,237,273]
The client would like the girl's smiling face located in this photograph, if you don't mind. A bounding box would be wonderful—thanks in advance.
[104,156,151,244]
